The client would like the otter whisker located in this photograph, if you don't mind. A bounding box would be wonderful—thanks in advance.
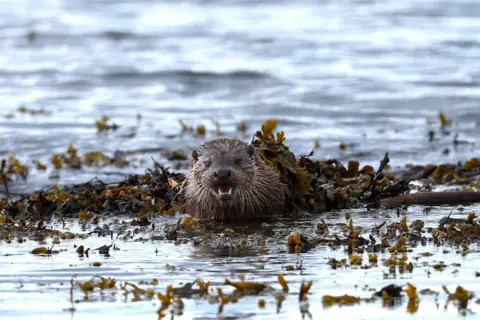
[244,188,259,215]
[244,187,256,217]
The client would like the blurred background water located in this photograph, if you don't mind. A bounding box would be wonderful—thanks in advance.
[0,0,479,191]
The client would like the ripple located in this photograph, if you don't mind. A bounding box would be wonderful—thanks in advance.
[0,0,479,189]
[100,69,274,80]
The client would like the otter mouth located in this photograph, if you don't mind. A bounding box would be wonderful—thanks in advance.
[217,185,233,201]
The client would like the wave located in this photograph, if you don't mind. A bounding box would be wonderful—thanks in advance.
[100,69,275,82]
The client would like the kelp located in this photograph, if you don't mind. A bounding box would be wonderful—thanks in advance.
[2,190,479,318]
[61,272,476,317]
[251,121,410,213]
[95,115,119,132]
[1,164,184,221]
[0,156,29,185]
[1,120,480,222]
[51,144,129,170]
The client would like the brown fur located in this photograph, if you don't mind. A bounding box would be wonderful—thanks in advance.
[183,138,285,220]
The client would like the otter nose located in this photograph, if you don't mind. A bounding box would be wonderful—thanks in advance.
[214,169,232,182]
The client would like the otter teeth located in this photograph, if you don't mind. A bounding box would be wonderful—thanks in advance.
[218,186,233,201]
[218,186,232,195]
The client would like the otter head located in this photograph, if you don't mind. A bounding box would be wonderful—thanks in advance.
[190,139,256,203]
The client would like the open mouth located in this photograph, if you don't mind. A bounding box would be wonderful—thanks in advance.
[217,185,233,201]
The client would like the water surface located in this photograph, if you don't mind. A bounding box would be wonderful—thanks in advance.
[1,207,480,319]
[1,0,479,193]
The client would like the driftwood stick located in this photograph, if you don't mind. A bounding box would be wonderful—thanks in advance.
[380,191,480,209]
[359,152,390,202]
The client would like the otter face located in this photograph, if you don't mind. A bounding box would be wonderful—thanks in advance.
[191,143,255,203]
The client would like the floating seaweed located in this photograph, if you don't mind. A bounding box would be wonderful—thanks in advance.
[95,115,119,133]
[2,119,480,223]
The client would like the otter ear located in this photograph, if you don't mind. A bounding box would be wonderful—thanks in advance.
[191,149,199,162]
[246,144,255,157]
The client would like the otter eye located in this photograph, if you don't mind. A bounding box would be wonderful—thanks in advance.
[234,158,242,165]
[204,160,211,167]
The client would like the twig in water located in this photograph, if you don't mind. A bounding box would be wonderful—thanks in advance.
[0,159,9,201]
[359,152,390,202]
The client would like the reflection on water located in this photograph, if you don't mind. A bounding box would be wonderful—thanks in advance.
[1,207,480,319]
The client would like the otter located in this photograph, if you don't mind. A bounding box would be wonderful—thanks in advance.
[182,138,285,220]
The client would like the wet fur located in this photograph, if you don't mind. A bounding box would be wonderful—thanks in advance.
[183,138,285,220]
